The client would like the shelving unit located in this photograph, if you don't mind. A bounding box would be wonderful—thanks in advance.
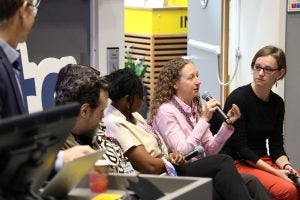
[125,33,187,102]
[125,6,187,103]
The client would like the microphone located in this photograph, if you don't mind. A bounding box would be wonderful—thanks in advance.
[184,145,204,160]
[288,174,300,186]
[201,91,232,125]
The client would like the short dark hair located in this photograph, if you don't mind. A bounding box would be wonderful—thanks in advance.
[251,45,287,79]
[54,64,109,109]
[0,0,24,23]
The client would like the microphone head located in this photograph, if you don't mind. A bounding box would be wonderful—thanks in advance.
[195,145,204,153]
[201,91,212,101]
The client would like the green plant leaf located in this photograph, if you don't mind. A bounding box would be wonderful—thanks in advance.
[124,45,147,79]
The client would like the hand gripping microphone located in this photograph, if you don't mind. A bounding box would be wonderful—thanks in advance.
[184,145,204,161]
[201,91,232,125]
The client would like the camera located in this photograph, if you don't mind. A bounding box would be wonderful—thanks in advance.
[288,173,300,187]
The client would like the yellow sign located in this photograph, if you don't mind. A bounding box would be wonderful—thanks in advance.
[92,193,122,200]
[125,7,188,35]
[167,0,188,6]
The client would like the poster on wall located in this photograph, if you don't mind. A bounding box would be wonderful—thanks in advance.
[288,0,300,12]
[24,0,90,113]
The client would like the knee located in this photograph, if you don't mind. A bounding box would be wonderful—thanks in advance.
[272,183,297,200]
[217,154,235,165]
[241,174,260,185]
[217,154,234,162]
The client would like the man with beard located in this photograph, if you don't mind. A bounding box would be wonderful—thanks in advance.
[54,64,109,150]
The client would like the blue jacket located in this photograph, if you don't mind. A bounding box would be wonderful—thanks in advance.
[0,47,26,118]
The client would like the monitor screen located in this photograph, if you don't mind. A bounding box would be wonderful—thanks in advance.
[0,103,80,199]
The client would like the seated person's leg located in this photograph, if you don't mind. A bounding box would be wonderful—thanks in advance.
[176,154,253,200]
[241,174,272,200]
[236,162,298,200]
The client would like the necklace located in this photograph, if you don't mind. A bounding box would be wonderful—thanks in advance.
[171,97,198,129]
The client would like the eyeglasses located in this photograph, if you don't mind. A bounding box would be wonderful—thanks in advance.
[27,0,41,16]
[28,0,41,8]
[253,65,280,75]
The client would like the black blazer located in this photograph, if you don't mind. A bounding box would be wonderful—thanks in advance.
[0,47,26,118]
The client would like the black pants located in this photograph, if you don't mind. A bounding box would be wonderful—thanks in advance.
[241,174,272,200]
[175,154,253,200]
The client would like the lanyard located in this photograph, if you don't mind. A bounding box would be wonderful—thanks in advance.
[106,135,123,151]
[139,122,165,153]
[171,98,198,129]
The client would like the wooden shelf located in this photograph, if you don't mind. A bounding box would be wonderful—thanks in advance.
[125,33,187,103]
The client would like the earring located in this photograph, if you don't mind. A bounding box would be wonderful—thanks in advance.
[275,80,278,87]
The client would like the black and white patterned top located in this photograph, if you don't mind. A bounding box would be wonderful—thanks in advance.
[92,123,135,174]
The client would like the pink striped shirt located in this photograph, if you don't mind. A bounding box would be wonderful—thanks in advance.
[152,96,234,157]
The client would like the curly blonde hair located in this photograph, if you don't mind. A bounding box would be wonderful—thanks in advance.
[148,57,202,123]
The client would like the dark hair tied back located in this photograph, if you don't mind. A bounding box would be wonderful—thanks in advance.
[106,68,143,101]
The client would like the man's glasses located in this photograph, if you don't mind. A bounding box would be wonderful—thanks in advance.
[31,0,41,7]
[27,0,41,16]
[253,65,280,75]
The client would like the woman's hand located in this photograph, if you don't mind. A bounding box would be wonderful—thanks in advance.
[283,164,299,176]
[201,99,220,122]
[63,145,95,163]
[275,169,294,182]
[226,104,241,124]
[168,153,187,166]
